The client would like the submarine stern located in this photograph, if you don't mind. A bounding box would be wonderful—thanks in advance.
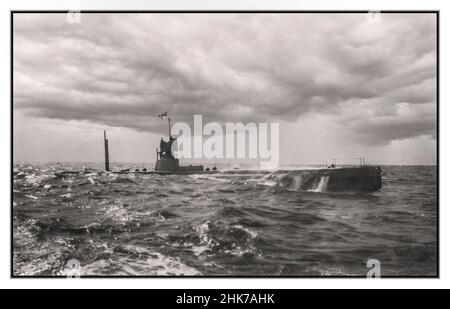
[278,166,382,193]
[324,166,382,192]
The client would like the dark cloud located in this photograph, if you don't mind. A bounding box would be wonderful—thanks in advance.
[13,13,437,143]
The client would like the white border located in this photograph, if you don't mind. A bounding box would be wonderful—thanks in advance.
[1,0,447,289]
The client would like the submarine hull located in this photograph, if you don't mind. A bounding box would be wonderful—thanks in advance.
[279,166,382,192]
[324,166,381,192]
[154,159,204,172]
[318,166,382,192]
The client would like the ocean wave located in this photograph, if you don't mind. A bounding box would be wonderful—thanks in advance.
[189,174,228,182]
[194,220,258,257]
[110,177,140,185]
[63,245,202,276]
[218,206,247,218]
[12,164,437,276]
[149,209,179,221]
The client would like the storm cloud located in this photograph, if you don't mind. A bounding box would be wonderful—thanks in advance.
[13,13,437,145]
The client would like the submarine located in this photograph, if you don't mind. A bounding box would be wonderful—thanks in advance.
[98,114,382,192]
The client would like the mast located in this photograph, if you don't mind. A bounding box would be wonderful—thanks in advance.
[104,130,110,171]
[168,117,171,139]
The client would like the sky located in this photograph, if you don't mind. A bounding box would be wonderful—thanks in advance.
[13,13,437,165]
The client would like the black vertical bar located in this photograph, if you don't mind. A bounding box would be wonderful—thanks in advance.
[104,130,110,171]
[168,117,171,138]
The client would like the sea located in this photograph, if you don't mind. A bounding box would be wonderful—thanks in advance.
[12,163,437,277]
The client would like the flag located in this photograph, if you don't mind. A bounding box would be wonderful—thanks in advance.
[157,111,168,119]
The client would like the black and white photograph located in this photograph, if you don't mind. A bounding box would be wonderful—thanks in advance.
[12,11,438,277]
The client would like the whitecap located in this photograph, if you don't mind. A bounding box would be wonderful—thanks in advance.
[73,245,202,276]
[25,194,39,200]
[232,224,258,239]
